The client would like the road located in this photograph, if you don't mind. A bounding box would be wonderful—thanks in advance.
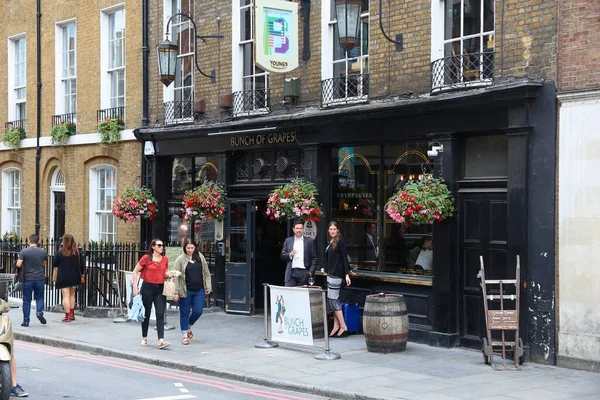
[12,341,331,400]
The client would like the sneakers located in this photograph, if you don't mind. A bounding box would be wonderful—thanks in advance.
[36,313,47,325]
[10,383,28,397]
[20,322,28,327]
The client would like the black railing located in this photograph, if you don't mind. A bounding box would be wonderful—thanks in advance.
[321,74,370,107]
[97,106,125,124]
[232,88,270,116]
[52,113,77,128]
[4,119,26,132]
[0,239,219,312]
[431,51,495,93]
[163,101,194,124]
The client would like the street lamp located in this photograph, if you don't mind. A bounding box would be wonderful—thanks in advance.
[334,0,362,52]
[157,12,223,86]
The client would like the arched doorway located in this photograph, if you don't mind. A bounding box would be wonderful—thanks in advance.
[50,168,66,240]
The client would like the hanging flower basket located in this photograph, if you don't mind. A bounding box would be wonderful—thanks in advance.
[112,186,158,223]
[181,181,227,222]
[385,178,455,227]
[266,178,323,222]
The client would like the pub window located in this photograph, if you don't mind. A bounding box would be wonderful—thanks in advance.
[383,143,433,277]
[464,135,507,178]
[331,146,379,271]
[171,157,193,194]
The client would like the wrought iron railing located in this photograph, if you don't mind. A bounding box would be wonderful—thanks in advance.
[232,88,270,117]
[97,106,125,124]
[52,113,77,127]
[321,73,370,107]
[0,239,220,312]
[431,51,495,93]
[4,120,26,138]
[163,100,194,124]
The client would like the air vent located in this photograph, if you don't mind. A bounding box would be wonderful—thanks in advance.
[276,156,292,174]
[253,158,268,176]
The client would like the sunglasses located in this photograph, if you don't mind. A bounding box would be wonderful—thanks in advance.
[155,244,164,247]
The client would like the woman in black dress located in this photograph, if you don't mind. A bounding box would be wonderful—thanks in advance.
[326,221,352,337]
[53,234,85,322]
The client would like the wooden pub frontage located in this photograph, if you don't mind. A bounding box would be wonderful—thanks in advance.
[134,79,557,364]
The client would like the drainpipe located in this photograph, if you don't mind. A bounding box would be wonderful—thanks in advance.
[35,0,42,236]
[140,0,150,244]
[142,0,149,126]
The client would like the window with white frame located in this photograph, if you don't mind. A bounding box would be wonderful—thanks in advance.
[162,0,194,122]
[7,36,26,122]
[89,165,117,243]
[56,22,77,115]
[232,0,269,116]
[1,169,22,238]
[431,0,494,90]
[322,0,369,105]
[101,7,126,109]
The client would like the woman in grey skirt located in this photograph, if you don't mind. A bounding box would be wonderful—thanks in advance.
[325,221,352,337]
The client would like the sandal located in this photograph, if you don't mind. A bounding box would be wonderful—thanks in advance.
[182,337,190,345]
[187,329,193,340]
[140,338,148,347]
[158,339,170,349]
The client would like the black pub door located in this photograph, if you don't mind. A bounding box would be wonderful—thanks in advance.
[225,199,255,314]
[458,191,508,348]
[53,192,66,240]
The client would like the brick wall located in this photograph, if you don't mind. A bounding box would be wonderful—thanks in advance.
[558,0,600,91]
[0,0,142,242]
[146,0,558,124]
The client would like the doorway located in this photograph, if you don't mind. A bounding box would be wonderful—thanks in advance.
[458,191,508,348]
[254,200,287,311]
[224,198,288,314]
[50,169,66,240]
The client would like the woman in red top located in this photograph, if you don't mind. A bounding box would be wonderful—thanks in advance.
[132,239,171,349]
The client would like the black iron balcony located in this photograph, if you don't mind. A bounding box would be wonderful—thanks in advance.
[431,51,495,93]
[4,120,26,138]
[232,88,270,117]
[163,100,193,124]
[97,106,125,124]
[52,113,77,127]
[321,73,369,107]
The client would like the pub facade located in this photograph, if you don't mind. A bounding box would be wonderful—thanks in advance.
[136,0,558,364]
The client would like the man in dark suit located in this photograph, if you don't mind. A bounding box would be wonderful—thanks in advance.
[280,220,318,287]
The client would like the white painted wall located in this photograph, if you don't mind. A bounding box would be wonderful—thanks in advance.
[557,90,600,366]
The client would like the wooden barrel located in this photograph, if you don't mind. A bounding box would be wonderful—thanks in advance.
[363,293,409,353]
[308,287,324,339]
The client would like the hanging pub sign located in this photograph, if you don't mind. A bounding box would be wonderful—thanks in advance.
[255,0,299,73]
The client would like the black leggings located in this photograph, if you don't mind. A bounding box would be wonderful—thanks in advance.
[140,281,166,339]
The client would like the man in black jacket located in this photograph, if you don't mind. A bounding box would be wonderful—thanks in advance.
[280,220,318,287]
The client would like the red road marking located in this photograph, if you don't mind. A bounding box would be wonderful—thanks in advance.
[18,342,313,400]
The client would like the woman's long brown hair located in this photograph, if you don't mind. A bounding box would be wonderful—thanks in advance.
[182,238,202,263]
[328,221,342,250]
[61,234,78,257]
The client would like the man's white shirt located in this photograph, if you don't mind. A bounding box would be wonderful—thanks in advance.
[291,236,305,269]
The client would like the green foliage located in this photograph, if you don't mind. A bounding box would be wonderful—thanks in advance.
[98,117,124,145]
[1,232,20,242]
[2,126,25,148]
[51,122,76,145]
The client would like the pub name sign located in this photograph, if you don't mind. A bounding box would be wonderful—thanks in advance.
[230,131,296,147]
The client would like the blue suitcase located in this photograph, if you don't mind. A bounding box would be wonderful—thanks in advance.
[342,302,360,334]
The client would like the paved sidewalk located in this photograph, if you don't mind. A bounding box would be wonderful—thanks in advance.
[10,309,599,400]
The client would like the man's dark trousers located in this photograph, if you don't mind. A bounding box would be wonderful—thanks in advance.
[22,279,45,324]
[286,269,309,287]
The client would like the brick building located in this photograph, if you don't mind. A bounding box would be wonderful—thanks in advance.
[0,1,143,244]
[146,0,557,364]
[556,1,600,372]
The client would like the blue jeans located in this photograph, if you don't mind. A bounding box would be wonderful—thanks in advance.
[23,279,45,323]
[179,288,205,333]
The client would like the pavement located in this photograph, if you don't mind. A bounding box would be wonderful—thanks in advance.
[9,307,600,400]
